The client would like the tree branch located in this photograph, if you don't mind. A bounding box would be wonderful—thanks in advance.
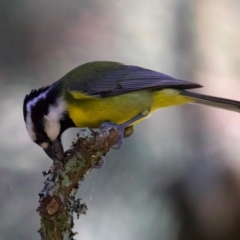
[37,128,120,240]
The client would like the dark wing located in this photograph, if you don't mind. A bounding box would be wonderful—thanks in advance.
[66,62,202,97]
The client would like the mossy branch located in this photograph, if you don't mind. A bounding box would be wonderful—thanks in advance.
[37,128,120,240]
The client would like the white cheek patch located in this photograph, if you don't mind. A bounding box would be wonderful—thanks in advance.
[44,97,66,141]
[44,115,61,141]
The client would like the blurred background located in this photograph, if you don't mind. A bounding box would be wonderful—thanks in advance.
[1,0,240,239]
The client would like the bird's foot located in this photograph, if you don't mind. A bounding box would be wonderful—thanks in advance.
[100,110,146,149]
[100,121,125,149]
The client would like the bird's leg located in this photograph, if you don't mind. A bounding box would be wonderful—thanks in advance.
[100,109,150,149]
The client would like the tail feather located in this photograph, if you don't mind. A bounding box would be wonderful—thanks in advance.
[181,91,240,113]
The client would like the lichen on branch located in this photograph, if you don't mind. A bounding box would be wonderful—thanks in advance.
[38,128,120,240]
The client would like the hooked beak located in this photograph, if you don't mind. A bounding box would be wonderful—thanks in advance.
[44,139,64,161]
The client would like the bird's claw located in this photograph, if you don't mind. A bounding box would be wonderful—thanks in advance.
[100,121,125,149]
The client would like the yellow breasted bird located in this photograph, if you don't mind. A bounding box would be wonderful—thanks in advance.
[23,61,240,160]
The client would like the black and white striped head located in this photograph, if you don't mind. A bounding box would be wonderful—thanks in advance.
[23,85,69,160]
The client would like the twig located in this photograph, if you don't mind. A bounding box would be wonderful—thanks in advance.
[37,128,120,240]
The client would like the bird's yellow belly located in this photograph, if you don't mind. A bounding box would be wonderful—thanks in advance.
[67,89,193,128]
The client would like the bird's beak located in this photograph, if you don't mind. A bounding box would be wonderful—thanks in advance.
[44,139,64,161]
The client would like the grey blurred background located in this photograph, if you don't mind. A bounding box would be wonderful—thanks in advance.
[1,0,240,239]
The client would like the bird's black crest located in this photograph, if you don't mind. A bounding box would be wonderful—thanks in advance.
[23,86,50,122]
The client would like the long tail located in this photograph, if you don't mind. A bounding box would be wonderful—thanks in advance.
[180,91,240,113]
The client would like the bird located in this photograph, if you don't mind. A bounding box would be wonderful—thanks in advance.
[23,61,240,161]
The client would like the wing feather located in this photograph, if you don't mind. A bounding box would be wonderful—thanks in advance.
[66,63,202,97]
